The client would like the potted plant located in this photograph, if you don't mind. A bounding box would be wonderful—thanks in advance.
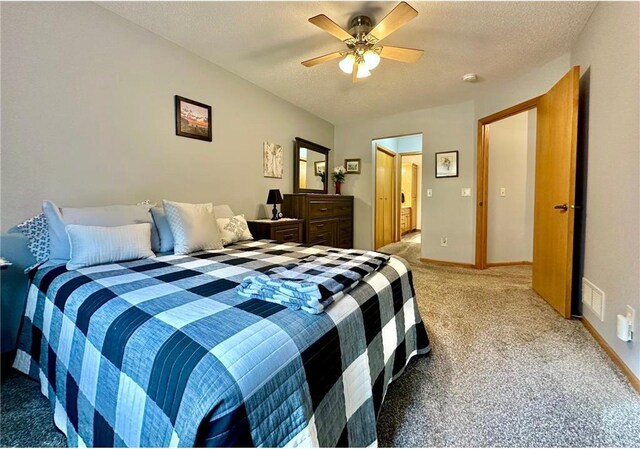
[332,166,346,194]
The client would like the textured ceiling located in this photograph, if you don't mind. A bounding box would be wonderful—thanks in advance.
[100,1,596,124]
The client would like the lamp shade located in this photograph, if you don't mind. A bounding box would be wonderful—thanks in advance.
[267,189,283,205]
[363,50,380,70]
[339,54,355,74]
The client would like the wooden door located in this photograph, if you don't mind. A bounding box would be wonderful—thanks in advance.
[532,66,580,318]
[375,146,396,249]
[411,164,418,230]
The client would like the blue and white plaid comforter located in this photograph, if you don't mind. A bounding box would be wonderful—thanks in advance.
[237,248,390,313]
[14,240,430,447]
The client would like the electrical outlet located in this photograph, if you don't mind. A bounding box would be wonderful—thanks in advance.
[440,237,447,247]
[427,189,433,197]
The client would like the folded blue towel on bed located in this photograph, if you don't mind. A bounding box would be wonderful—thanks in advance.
[237,275,330,314]
[236,248,390,314]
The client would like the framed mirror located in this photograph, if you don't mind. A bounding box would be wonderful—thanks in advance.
[293,137,331,194]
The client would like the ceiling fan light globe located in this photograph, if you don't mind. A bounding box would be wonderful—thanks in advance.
[363,51,381,70]
[339,54,356,74]
[356,66,371,78]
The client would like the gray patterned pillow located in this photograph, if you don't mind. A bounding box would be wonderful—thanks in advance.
[16,213,50,263]
[216,215,253,246]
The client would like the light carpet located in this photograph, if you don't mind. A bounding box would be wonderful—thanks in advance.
[1,240,639,447]
[376,239,640,447]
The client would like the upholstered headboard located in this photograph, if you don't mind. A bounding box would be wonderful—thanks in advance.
[1,230,36,353]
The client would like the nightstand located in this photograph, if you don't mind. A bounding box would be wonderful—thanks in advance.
[247,218,304,244]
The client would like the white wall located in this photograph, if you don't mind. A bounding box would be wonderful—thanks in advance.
[401,154,422,230]
[335,53,570,261]
[337,101,475,261]
[570,2,640,377]
[0,2,334,231]
[487,110,536,263]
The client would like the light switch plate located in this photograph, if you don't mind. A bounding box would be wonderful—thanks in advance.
[427,189,433,197]
[461,188,471,197]
[500,187,506,197]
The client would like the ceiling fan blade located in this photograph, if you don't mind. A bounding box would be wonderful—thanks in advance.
[302,51,344,67]
[366,2,418,43]
[379,45,424,63]
[352,63,359,83]
[309,14,354,42]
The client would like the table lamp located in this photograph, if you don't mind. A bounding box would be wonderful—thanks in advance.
[267,189,283,220]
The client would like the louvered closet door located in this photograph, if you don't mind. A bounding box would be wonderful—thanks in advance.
[411,164,418,230]
[375,146,396,249]
[384,155,394,245]
[376,149,385,249]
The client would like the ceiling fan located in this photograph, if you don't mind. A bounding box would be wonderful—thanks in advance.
[302,2,424,82]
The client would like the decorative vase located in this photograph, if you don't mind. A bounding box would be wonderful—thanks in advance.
[335,181,342,195]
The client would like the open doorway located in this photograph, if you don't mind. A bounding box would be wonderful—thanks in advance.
[486,110,536,266]
[476,98,538,268]
[372,133,423,250]
[476,67,581,319]
[400,152,422,244]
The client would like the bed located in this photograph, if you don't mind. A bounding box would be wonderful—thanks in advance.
[13,239,430,447]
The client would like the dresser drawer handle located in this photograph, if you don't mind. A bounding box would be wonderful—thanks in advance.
[282,234,294,240]
[316,223,325,228]
[318,207,328,212]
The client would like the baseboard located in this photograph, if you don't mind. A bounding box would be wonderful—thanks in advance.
[486,261,532,267]
[419,258,475,269]
[582,317,640,394]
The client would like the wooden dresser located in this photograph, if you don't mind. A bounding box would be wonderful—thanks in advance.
[282,194,354,248]
[247,219,304,244]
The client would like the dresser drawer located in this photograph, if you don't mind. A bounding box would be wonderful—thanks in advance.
[308,220,335,245]
[336,235,352,249]
[334,201,353,217]
[273,226,301,243]
[336,219,352,249]
[337,219,352,233]
[309,220,332,233]
[309,201,334,219]
[308,230,333,246]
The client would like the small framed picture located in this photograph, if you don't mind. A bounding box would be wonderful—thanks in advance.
[314,161,326,176]
[263,142,283,179]
[175,95,212,142]
[435,151,458,178]
[344,158,361,174]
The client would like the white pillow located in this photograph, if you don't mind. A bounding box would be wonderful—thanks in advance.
[43,200,160,261]
[216,214,254,246]
[162,200,224,255]
[66,223,155,270]
[213,205,235,219]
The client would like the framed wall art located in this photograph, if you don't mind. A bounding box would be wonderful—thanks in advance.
[263,141,284,178]
[344,158,361,174]
[175,95,212,142]
[435,150,458,178]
